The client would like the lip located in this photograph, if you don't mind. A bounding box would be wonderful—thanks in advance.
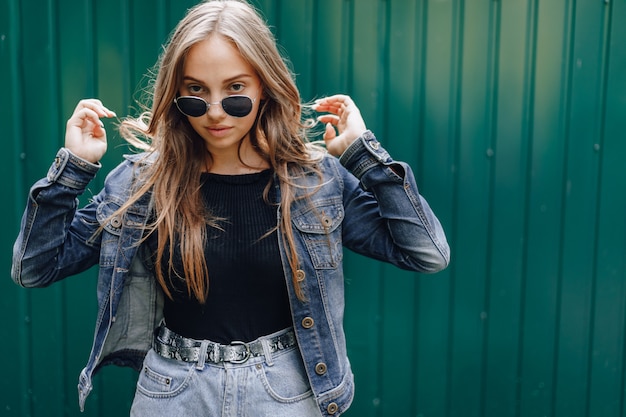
[205,125,232,137]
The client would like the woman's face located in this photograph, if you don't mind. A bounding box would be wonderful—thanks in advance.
[179,35,263,162]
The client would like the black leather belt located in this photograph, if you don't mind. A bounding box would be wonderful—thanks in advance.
[153,323,297,365]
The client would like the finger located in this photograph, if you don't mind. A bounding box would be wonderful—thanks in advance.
[323,122,336,141]
[315,105,343,116]
[314,96,339,106]
[316,94,350,104]
[67,108,104,130]
[315,95,352,108]
[75,99,117,118]
[314,98,344,110]
[91,124,106,139]
[317,114,340,125]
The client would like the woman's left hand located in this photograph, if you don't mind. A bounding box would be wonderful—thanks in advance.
[314,94,367,157]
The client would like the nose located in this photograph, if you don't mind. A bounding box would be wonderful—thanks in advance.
[205,97,226,118]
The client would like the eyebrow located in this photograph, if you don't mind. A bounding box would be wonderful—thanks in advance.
[182,74,255,85]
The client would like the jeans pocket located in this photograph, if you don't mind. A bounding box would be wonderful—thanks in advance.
[136,349,195,398]
[256,349,314,403]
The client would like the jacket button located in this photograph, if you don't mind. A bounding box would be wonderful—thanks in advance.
[295,269,305,282]
[327,402,339,414]
[301,317,314,329]
[315,362,327,375]
[321,215,332,228]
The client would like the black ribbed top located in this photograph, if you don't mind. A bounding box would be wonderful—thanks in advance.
[161,169,292,343]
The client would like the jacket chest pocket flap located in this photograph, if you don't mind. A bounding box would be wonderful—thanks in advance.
[96,197,149,235]
[96,197,149,267]
[292,197,344,269]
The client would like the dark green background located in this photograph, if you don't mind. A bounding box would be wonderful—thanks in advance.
[2,0,626,416]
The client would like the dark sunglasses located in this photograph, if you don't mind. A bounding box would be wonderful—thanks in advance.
[174,95,256,118]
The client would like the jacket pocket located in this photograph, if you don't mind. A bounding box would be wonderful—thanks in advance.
[292,197,344,269]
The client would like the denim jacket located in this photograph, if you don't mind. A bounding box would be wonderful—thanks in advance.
[12,131,449,416]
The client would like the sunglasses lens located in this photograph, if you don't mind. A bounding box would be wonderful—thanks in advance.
[221,96,253,117]
[175,97,207,117]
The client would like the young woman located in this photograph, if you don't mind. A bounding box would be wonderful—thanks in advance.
[11,1,449,416]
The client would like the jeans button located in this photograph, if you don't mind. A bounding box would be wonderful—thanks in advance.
[327,402,339,414]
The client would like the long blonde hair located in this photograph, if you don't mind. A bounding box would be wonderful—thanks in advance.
[118,0,320,302]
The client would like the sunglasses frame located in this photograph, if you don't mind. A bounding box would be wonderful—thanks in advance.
[174,95,257,118]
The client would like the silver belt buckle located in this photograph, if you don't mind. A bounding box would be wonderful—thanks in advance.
[229,341,251,364]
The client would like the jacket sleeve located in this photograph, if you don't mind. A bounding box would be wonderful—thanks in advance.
[11,148,104,288]
[338,130,450,273]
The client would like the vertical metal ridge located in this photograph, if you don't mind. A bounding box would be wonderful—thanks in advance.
[88,0,98,96]
[516,0,540,414]
[339,0,350,91]
[344,0,354,94]
[376,1,390,415]
[380,0,391,144]
[410,4,428,415]
[8,0,25,209]
[309,0,319,96]
[48,0,61,144]
[621,309,626,417]
[585,2,614,416]
[6,0,31,414]
[446,0,464,415]
[480,0,502,415]
[273,0,282,44]
[156,0,168,45]
[123,0,133,111]
[411,2,428,415]
[414,0,427,182]
[552,0,575,414]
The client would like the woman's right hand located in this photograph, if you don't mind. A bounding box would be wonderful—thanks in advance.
[65,99,116,163]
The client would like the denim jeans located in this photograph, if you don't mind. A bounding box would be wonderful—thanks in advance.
[130,328,322,417]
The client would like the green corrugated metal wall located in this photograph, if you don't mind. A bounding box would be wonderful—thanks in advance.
[2,0,625,416]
